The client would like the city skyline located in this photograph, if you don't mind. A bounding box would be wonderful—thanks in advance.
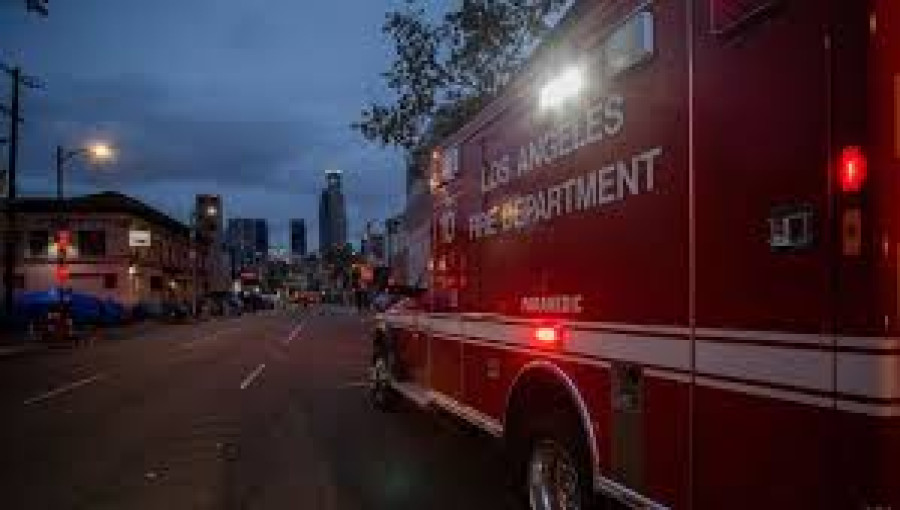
[318,169,348,254]
[225,218,268,274]
[290,219,307,258]
[0,1,410,250]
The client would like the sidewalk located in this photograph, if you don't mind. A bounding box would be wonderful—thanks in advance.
[0,324,43,357]
[0,343,42,357]
[0,320,164,357]
[0,324,34,346]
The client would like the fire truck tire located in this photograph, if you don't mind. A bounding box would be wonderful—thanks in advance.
[518,410,597,510]
[369,345,396,411]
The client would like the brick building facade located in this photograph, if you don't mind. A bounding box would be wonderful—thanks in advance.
[1,191,210,306]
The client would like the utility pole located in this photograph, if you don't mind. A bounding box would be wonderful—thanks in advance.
[1,64,42,316]
[192,210,199,318]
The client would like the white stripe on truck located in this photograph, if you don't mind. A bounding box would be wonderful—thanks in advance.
[383,313,899,415]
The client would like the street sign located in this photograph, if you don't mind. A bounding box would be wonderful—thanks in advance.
[129,230,151,247]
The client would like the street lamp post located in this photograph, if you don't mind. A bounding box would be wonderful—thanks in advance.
[53,142,115,290]
[55,142,115,202]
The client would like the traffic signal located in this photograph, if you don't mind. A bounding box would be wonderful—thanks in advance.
[56,230,70,253]
[54,264,69,284]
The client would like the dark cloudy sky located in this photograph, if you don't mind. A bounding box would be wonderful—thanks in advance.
[1,0,425,250]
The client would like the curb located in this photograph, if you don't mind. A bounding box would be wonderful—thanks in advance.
[0,343,43,358]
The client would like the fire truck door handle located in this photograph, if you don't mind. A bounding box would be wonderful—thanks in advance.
[768,203,815,250]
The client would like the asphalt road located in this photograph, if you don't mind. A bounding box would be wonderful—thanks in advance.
[0,307,519,510]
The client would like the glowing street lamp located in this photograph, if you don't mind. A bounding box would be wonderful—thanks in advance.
[539,66,584,111]
[55,140,116,201]
[85,141,115,162]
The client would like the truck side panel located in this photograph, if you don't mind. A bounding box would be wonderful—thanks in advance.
[869,0,899,505]
[692,0,837,507]
[693,0,832,333]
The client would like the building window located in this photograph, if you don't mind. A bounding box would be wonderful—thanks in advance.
[28,230,50,257]
[150,275,164,291]
[77,230,106,257]
[441,145,459,182]
[604,10,654,77]
[103,274,117,290]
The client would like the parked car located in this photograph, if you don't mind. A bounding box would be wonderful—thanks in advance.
[99,299,127,326]
[240,293,267,312]
[131,301,164,321]
[205,291,231,317]
[160,302,191,323]
[225,295,244,316]
[259,293,278,310]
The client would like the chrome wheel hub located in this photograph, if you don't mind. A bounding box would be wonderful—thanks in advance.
[528,439,582,510]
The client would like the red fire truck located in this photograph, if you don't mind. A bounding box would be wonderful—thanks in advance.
[371,1,898,508]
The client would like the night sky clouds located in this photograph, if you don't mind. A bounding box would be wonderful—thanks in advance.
[1,0,414,248]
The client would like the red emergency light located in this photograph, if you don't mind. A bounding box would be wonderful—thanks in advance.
[534,325,561,345]
[839,146,867,193]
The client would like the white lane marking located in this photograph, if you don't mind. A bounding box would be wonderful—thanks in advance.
[240,363,266,390]
[180,325,243,350]
[283,324,303,346]
[24,373,106,406]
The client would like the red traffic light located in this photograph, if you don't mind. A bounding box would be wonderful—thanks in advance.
[54,264,70,284]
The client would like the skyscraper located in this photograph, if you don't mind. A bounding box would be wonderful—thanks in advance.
[194,194,228,291]
[290,219,307,258]
[318,169,347,254]
[226,218,269,272]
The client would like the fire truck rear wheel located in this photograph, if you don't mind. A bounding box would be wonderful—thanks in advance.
[521,411,594,510]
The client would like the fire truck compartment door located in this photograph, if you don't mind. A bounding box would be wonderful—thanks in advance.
[611,362,644,491]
